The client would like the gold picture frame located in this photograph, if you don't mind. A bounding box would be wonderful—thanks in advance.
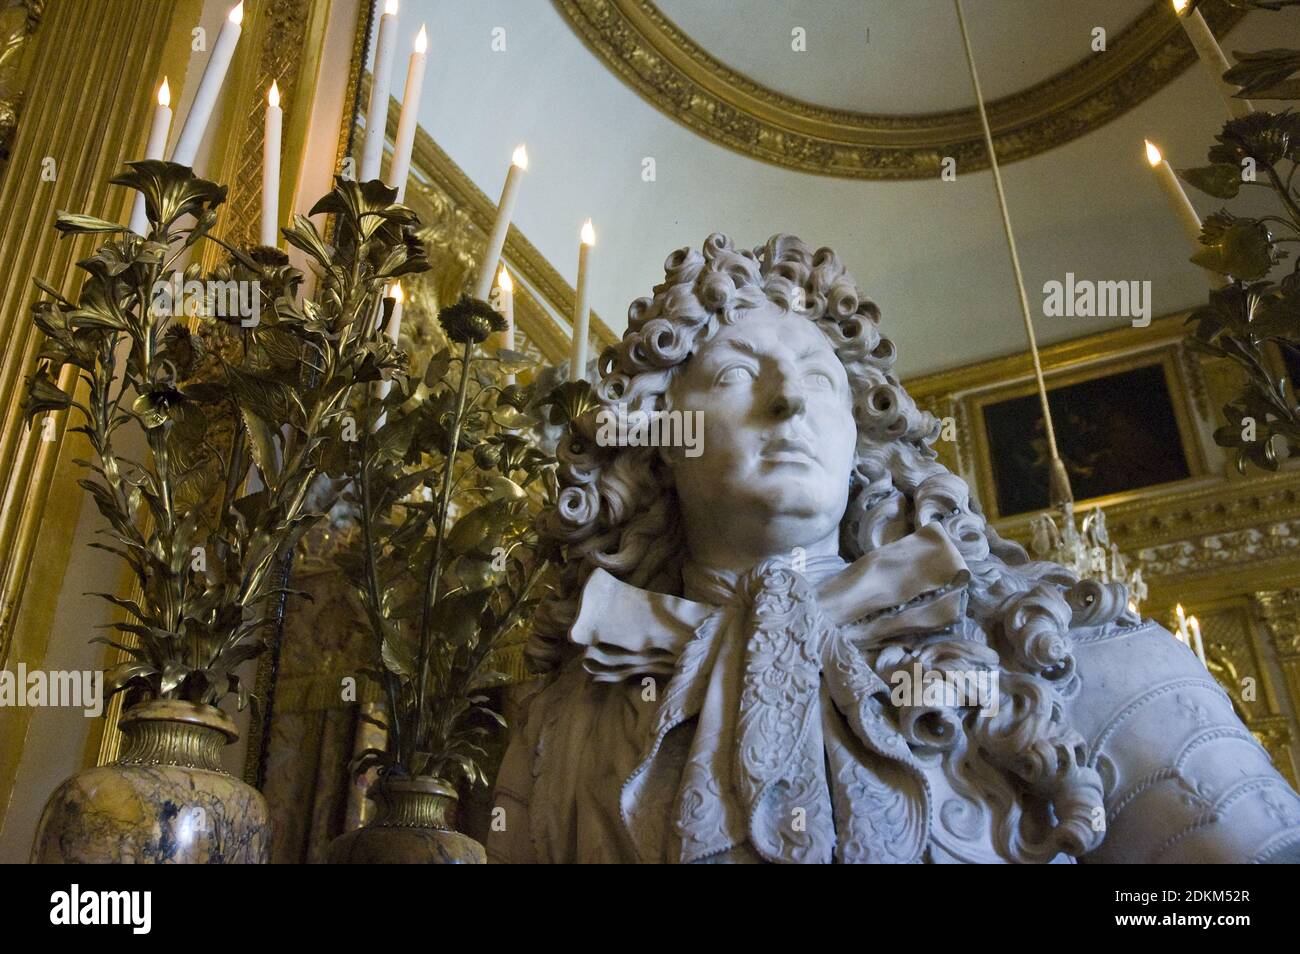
[966,342,1211,521]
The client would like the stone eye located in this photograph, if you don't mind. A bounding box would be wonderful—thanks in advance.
[716,365,755,386]
[804,370,835,390]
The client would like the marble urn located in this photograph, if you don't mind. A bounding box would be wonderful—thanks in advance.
[32,699,271,864]
[326,776,485,864]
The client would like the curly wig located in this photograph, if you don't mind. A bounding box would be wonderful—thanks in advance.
[529,232,1117,861]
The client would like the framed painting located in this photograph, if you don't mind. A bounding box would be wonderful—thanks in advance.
[970,349,1206,520]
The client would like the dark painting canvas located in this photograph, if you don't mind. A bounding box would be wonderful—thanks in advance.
[982,363,1191,517]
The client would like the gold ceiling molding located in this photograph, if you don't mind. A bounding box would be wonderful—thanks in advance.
[554,0,1246,180]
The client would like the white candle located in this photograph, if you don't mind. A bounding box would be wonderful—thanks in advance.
[473,145,528,300]
[498,266,515,352]
[1188,615,1208,668]
[1145,140,1201,246]
[390,24,427,201]
[1172,0,1253,120]
[570,220,595,382]
[1145,140,1227,288]
[360,0,400,182]
[498,266,515,386]
[385,280,403,345]
[129,77,172,235]
[171,2,243,168]
[372,282,403,429]
[261,81,282,247]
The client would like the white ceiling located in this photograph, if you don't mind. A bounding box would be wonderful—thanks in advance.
[372,0,1299,377]
[657,0,1145,114]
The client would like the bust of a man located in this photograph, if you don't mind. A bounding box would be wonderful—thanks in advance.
[491,233,1300,864]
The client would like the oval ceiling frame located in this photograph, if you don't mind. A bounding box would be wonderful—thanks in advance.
[554,0,1246,180]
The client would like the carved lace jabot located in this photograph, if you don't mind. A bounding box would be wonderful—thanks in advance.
[681,552,847,605]
[567,523,974,863]
[570,523,971,684]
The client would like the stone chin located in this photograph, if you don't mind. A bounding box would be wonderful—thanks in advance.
[735,473,847,545]
[673,447,846,529]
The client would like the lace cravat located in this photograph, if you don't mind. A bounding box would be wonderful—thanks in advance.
[621,559,838,862]
[570,525,970,862]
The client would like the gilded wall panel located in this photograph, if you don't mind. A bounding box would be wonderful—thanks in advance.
[0,0,206,833]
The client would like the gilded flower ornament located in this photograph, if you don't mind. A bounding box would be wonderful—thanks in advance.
[437,294,506,344]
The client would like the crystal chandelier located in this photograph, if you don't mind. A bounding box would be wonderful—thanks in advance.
[1029,503,1148,611]
[955,0,1148,612]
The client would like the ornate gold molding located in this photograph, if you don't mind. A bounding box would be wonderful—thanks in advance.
[0,0,43,179]
[905,310,1300,588]
[907,312,1192,401]
[554,0,1246,180]
[335,0,373,197]
[1253,589,1300,784]
[1258,589,1300,659]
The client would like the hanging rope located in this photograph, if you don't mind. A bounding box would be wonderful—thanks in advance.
[954,0,1073,506]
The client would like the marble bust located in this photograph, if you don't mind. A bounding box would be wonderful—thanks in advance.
[490,233,1300,864]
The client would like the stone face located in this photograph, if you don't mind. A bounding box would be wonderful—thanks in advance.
[663,302,859,575]
[490,233,1300,864]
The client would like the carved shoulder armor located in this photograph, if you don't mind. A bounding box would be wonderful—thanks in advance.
[1067,621,1300,863]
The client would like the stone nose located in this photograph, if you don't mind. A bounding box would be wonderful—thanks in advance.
[769,386,806,421]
